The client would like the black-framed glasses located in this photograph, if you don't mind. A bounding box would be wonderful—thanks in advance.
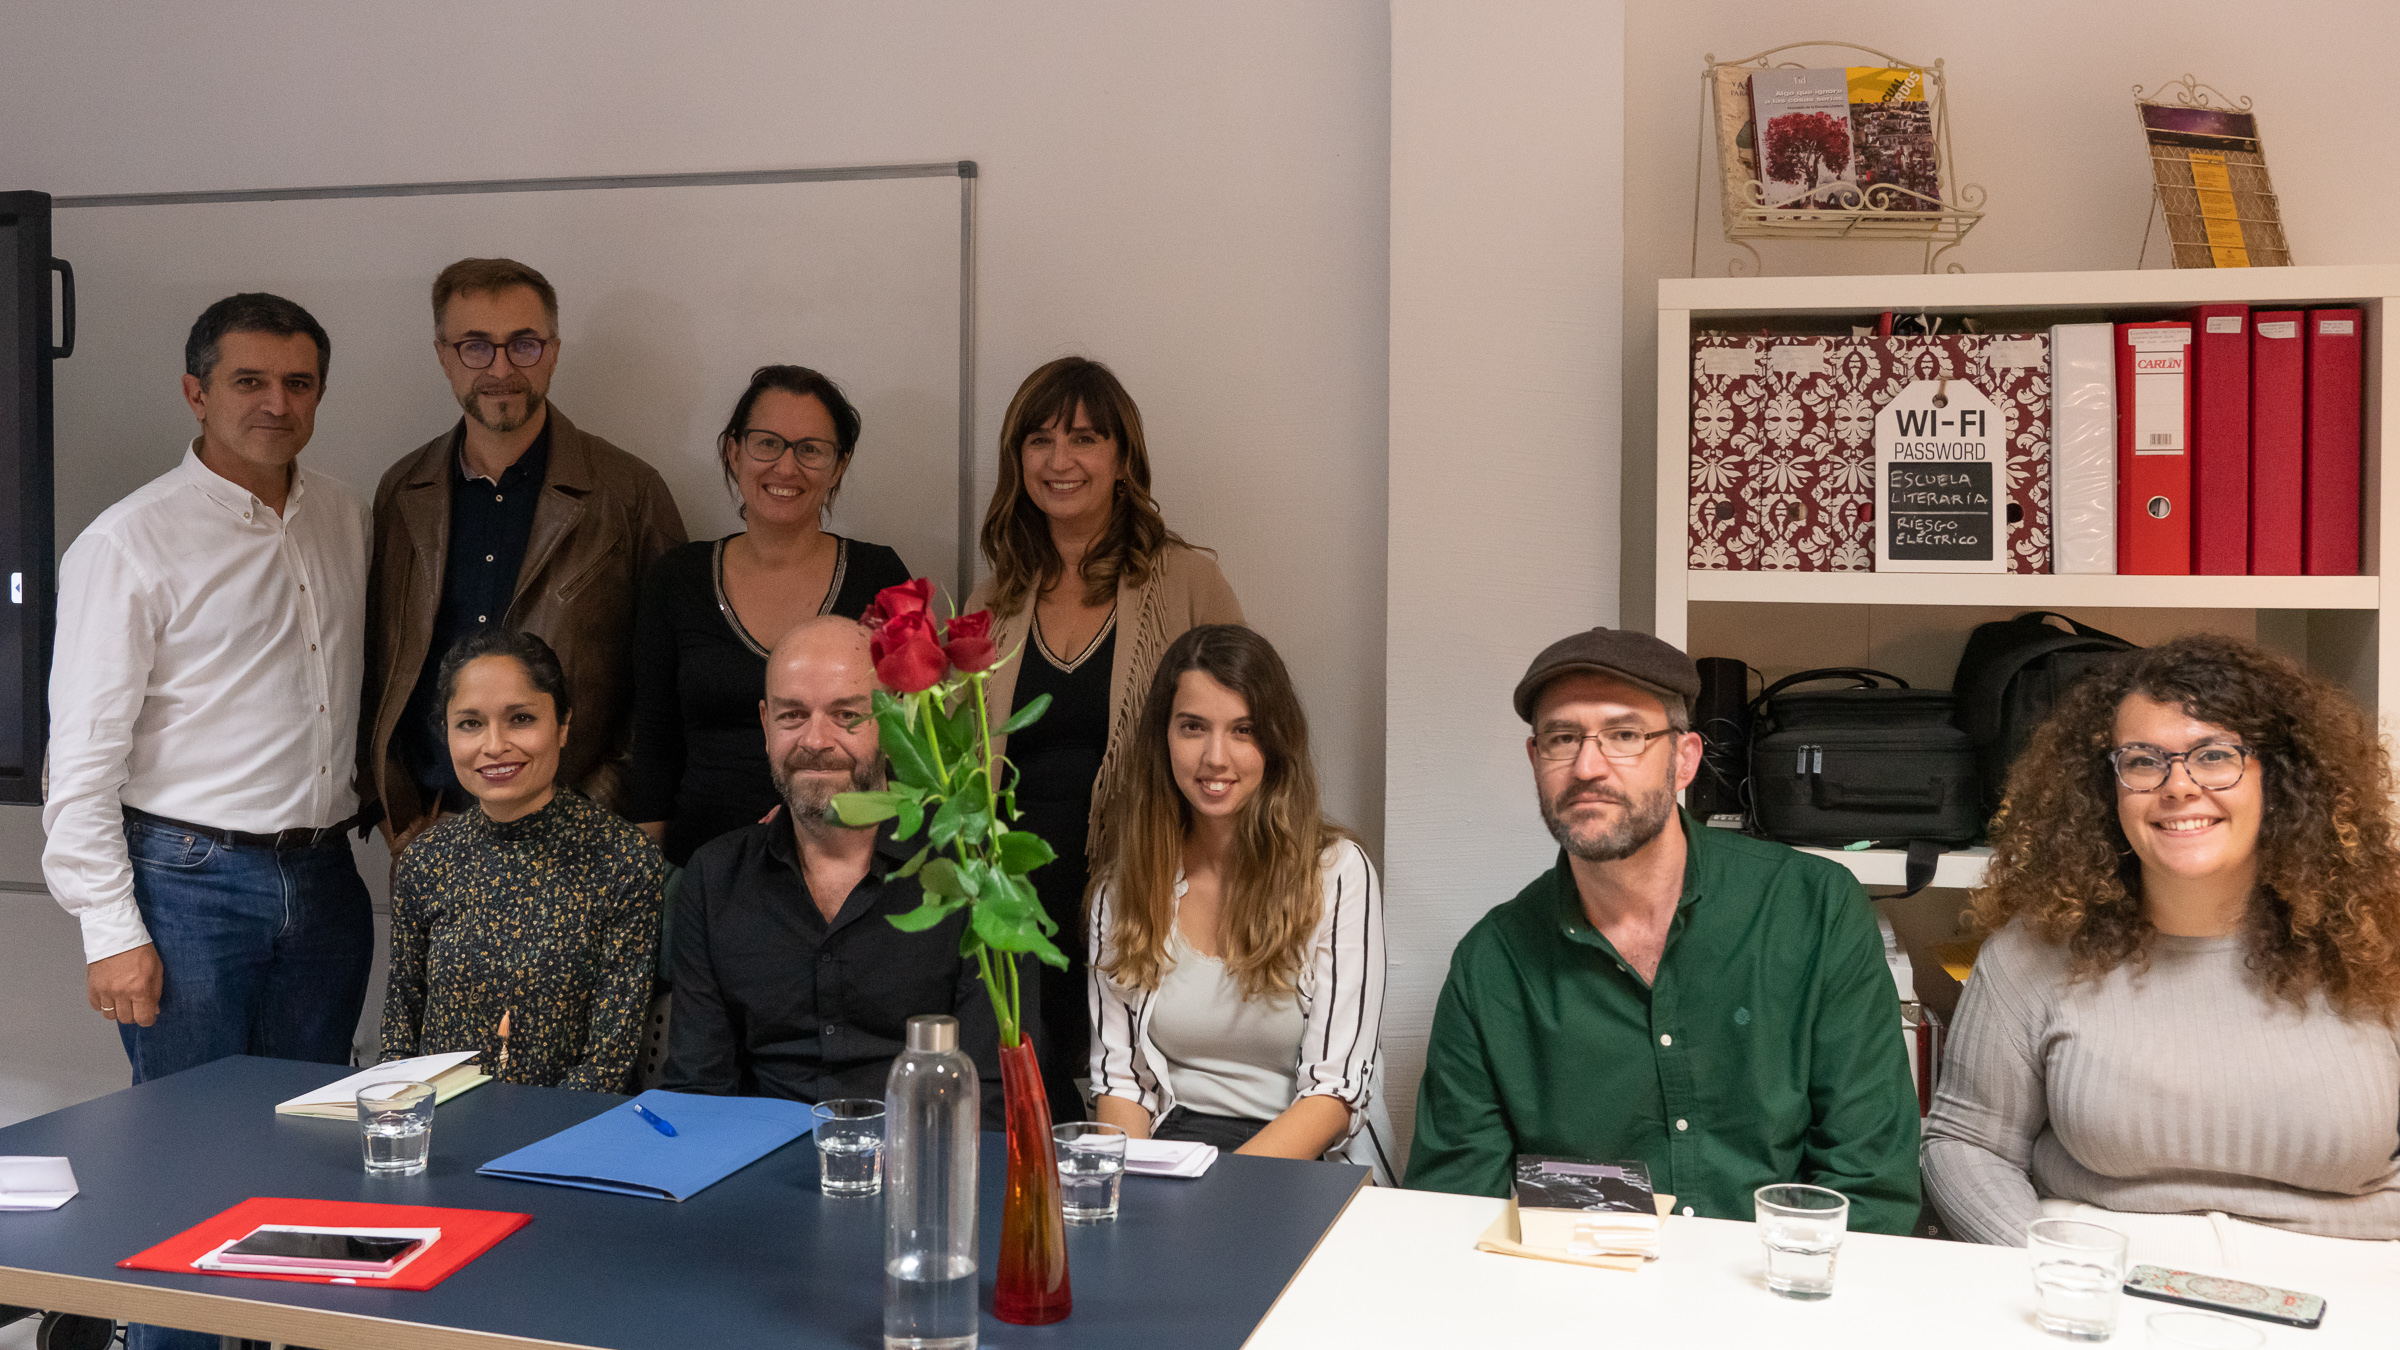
[1535,727,1675,762]
[445,335,553,370]
[2109,742,2256,793]
[737,429,841,471]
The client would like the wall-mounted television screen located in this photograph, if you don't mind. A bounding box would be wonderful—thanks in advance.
[0,191,65,805]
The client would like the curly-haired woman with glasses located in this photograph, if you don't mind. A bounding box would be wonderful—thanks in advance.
[627,365,912,865]
[1923,633,2400,1277]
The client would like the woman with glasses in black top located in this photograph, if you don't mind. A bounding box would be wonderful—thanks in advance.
[627,366,911,866]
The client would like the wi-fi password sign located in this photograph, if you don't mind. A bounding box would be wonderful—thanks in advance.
[1874,379,2005,573]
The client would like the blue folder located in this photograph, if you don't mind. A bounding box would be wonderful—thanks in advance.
[477,1090,815,1201]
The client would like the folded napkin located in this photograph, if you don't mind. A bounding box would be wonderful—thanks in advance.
[0,1157,77,1212]
[1124,1138,1217,1178]
[1474,1193,1676,1272]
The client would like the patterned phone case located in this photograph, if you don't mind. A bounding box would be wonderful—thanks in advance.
[2123,1264,2327,1328]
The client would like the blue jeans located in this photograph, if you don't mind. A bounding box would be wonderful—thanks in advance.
[117,815,373,1083]
[120,817,369,1350]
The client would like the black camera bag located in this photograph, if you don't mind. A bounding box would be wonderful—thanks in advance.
[1748,668,1982,857]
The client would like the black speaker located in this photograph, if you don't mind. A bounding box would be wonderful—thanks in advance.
[1688,656,1752,821]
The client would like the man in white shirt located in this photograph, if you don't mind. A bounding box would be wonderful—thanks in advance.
[44,293,375,1098]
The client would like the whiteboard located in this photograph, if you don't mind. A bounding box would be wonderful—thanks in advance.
[49,169,968,596]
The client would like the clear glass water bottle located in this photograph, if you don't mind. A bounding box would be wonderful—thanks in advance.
[885,1014,980,1350]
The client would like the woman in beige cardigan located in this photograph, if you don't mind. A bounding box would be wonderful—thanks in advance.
[968,356,1242,1121]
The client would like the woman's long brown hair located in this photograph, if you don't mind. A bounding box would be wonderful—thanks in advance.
[979,357,1186,614]
[1096,625,1350,999]
[1973,632,2400,1019]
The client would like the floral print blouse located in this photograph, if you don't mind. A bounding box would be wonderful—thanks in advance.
[378,789,665,1092]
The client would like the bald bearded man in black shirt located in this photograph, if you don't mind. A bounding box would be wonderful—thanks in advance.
[660,616,1024,1126]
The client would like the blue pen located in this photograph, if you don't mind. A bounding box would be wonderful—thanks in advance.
[631,1102,678,1137]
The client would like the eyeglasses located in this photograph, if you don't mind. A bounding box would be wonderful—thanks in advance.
[1535,727,1675,762]
[2109,742,2256,793]
[444,335,553,370]
[737,430,842,471]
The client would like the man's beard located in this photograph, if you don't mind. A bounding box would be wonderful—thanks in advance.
[1540,758,1677,862]
[459,380,544,434]
[772,745,887,827]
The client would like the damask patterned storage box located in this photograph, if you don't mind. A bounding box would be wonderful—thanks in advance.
[1687,333,2051,572]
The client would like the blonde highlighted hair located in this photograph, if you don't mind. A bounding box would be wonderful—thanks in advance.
[1097,625,1350,999]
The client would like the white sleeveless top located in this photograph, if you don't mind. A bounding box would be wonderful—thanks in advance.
[1148,926,1308,1121]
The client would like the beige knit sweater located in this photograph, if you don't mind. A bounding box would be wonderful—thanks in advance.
[966,542,1243,860]
[1922,919,2400,1243]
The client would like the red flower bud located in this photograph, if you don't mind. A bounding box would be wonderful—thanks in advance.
[861,577,936,631]
[943,610,1000,673]
[869,608,948,694]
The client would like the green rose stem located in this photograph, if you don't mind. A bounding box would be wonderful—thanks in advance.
[834,657,1062,1059]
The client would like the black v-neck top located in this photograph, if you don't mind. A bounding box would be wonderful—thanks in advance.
[626,533,912,864]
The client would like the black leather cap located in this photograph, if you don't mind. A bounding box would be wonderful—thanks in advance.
[1512,627,1702,723]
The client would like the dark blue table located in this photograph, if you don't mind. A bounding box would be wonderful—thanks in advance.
[0,1057,1365,1349]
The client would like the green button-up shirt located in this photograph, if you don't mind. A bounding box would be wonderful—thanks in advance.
[1404,813,1922,1235]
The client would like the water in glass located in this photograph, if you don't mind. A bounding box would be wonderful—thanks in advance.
[1058,1151,1123,1224]
[819,1133,886,1196]
[1760,1215,1840,1299]
[885,1251,977,1350]
[361,1118,431,1176]
[2034,1256,2123,1340]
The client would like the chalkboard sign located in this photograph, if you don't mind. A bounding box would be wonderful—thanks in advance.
[1886,463,1994,560]
[1873,378,2005,573]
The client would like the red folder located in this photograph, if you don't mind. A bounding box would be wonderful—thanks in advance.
[2304,309,2364,575]
[2249,311,2306,574]
[119,1196,530,1291]
[2117,322,2194,574]
[2186,305,2250,574]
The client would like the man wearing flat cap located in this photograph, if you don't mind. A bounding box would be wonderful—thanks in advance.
[1404,627,1922,1234]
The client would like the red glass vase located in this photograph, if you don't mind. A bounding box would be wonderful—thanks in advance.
[991,1037,1071,1325]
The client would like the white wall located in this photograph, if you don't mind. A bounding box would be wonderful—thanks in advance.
[0,0,1389,1116]
[1620,2,2400,627]
[1386,0,1625,1154]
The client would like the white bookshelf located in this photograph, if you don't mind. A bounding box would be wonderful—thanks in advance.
[1655,265,2399,891]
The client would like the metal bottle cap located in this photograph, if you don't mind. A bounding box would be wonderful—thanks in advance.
[906,1014,958,1053]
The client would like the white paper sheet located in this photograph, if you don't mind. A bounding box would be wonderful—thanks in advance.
[0,1156,77,1211]
[1124,1138,1218,1179]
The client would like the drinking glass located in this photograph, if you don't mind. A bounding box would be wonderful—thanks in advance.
[2028,1218,2130,1340]
[2144,1311,2266,1350]
[1754,1183,1848,1299]
[1053,1123,1128,1224]
[357,1081,436,1177]
[813,1098,887,1196]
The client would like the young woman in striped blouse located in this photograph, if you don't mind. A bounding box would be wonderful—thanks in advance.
[1087,625,1392,1180]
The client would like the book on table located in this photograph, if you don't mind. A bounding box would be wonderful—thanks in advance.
[1511,1155,1662,1259]
[273,1051,490,1119]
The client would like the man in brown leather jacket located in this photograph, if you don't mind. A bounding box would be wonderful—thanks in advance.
[363,258,686,853]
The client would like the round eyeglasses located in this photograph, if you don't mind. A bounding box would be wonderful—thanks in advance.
[1534,727,1674,762]
[737,430,841,471]
[445,335,553,370]
[2109,742,2256,793]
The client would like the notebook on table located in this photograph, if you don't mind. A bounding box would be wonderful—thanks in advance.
[477,1090,814,1201]
[118,1197,528,1291]
[274,1051,491,1119]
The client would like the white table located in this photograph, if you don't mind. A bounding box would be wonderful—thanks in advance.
[1247,1190,2397,1348]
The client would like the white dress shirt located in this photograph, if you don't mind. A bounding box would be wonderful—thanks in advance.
[43,444,371,963]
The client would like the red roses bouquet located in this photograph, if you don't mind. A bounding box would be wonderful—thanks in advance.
[834,579,1065,1047]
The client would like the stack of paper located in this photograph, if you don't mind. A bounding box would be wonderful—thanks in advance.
[1123,1138,1216,1179]
[0,1157,77,1211]
[274,1052,491,1119]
